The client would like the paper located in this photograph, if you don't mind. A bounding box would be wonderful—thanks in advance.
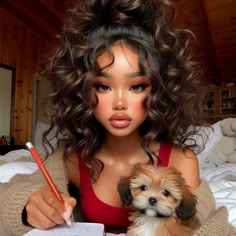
[23,222,105,236]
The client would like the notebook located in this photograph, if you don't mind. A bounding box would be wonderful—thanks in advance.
[23,222,105,236]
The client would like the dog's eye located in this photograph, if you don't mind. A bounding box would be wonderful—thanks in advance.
[162,190,170,197]
[140,185,147,191]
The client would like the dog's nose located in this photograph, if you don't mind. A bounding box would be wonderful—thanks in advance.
[149,197,157,205]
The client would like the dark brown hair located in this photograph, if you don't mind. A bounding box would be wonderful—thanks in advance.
[42,0,207,167]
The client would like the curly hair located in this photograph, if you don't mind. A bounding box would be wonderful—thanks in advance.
[41,0,207,167]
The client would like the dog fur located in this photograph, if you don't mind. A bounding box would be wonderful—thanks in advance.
[118,164,200,236]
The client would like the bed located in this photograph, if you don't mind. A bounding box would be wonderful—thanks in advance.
[0,120,236,230]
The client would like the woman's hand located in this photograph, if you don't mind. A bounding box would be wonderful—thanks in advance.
[25,186,76,229]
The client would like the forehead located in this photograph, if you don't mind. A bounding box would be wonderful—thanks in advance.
[96,42,142,69]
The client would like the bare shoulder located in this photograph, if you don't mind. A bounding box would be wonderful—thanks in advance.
[168,144,200,191]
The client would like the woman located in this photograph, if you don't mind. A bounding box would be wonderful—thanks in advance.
[0,0,234,235]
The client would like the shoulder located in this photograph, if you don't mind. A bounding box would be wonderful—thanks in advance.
[168,144,200,191]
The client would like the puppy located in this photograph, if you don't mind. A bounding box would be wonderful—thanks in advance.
[118,164,200,236]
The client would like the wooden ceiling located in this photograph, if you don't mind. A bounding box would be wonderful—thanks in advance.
[1,0,236,82]
[1,0,69,38]
[203,0,236,83]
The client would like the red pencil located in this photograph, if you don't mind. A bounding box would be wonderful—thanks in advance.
[26,142,72,226]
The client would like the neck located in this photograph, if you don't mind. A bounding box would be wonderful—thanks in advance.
[101,131,144,159]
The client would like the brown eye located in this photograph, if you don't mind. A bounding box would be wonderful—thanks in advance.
[130,83,149,92]
[162,190,170,197]
[93,83,111,93]
[140,185,148,191]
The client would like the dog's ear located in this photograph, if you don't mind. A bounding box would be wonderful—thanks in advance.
[117,177,133,206]
[175,185,197,221]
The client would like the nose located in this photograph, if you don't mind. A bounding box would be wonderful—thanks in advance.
[149,197,157,206]
[112,89,127,110]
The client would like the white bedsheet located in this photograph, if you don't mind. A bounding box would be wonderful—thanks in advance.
[200,163,236,227]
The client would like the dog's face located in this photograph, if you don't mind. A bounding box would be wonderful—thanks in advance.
[118,164,197,221]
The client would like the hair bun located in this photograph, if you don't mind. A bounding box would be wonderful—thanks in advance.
[64,0,173,43]
[86,0,168,33]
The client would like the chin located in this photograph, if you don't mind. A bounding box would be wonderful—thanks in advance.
[118,164,200,236]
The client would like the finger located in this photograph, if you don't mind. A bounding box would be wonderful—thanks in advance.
[62,202,73,222]
[28,186,76,226]
[40,187,65,210]
[66,196,77,209]
[28,190,65,225]
[58,195,77,219]
[26,204,57,229]
[41,190,76,224]
[43,194,65,212]
[27,199,65,226]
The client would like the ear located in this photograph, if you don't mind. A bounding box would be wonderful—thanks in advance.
[175,186,197,221]
[117,176,133,206]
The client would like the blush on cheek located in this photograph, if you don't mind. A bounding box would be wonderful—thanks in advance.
[94,103,103,113]
[132,98,147,112]
[94,98,109,112]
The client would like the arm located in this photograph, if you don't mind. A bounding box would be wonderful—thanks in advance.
[0,174,43,235]
[0,148,71,235]
[168,145,200,191]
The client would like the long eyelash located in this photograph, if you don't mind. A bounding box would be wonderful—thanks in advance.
[131,84,150,90]
[93,82,103,86]
[133,83,149,87]
[93,82,107,88]
[93,83,101,89]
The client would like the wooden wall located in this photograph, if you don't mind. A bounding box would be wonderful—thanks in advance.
[0,7,49,144]
[0,0,235,144]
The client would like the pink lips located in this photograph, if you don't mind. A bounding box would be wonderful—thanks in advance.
[109,113,131,128]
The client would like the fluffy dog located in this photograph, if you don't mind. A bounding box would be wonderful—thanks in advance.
[118,164,200,236]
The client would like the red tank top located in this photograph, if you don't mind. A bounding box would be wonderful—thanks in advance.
[77,142,172,233]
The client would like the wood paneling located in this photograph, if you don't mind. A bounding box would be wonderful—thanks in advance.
[0,8,3,62]
[0,7,49,144]
[1,0,235,83]
[0,0,235,144]
[1,0,67,39]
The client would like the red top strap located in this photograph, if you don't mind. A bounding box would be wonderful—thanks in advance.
[158,142,173,167]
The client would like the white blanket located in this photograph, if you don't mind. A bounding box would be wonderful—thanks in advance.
[0,149,37,183]
[200,163,236,226]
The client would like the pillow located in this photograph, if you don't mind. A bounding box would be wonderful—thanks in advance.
[187,121,223,163]
[196,121,223,162]
[0,149,31,162]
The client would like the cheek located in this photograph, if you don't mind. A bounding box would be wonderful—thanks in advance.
[94,95,109,113]
[130,97,147,113]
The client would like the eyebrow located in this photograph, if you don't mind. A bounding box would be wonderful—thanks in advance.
[98,71,145,79]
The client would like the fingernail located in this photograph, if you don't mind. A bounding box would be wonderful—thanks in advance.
[62,202,73,220]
